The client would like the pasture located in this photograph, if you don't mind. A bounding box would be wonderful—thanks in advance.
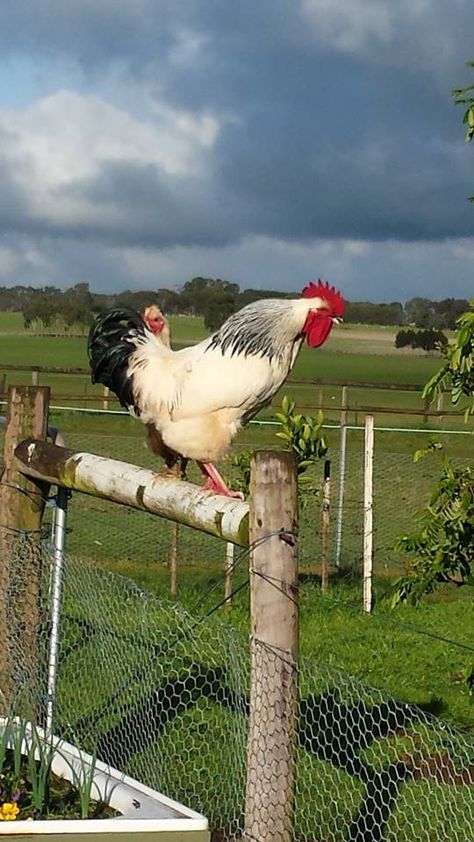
[0,314,473,732]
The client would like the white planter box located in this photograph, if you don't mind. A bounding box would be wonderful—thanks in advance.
[0,721,209,841]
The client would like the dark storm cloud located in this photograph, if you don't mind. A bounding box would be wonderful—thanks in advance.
[61,160,238,248]
[0,1,473,263]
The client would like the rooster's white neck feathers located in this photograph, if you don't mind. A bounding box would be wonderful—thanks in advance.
[206,297,325,363]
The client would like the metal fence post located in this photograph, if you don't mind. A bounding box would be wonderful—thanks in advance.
[46,486,69,735]
[363,415,374,613]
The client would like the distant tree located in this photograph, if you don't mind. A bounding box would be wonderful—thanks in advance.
[0,286,33,311]
[404,297,433,328]
[422,329,448,351]
[345,301,404,325]
[59,282,93,327]
[394,329,411,348]
[21,287,61,328]
[433,298,470,329]
[238,288,290,307]
[180,277,239,316]
[90,292,115,313]
[202,291,236,332]
[394,328,447,351]
[115,289,158,313]
[156,288,181,315]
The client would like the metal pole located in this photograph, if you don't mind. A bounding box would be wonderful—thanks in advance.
[335,386,348,568]
[363,416,374,614]
[45,486,69,736]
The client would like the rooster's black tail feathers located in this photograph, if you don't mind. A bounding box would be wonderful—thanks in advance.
[88,307,148,413]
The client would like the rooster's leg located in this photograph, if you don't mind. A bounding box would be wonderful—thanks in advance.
[160,455,188,480]
[197,462,245,500]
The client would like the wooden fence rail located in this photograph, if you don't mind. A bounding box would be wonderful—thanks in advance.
[15,438,249,546]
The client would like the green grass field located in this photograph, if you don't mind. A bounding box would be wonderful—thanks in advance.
[1,314,473,733]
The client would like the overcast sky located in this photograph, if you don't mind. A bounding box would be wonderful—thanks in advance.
[0,1,472,301]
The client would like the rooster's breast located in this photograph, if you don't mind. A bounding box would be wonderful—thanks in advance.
[171,346,291,421]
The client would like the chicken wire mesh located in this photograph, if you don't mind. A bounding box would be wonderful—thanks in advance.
[47,423,472,603]
[54,429,237,585]
[1,536,473,842]
[0,404,471,594]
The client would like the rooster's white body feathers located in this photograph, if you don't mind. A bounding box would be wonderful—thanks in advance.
[123,297,321,462]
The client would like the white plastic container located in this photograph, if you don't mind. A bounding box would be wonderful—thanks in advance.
[0,721,209,841]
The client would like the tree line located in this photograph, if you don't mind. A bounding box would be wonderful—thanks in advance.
[0,279,469,333]
[394,328,448,352]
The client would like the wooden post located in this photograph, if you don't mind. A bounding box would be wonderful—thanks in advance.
[170,522,179,597]
[335,385,348,568]
[102,386,110,411]
[224,542,234,607]
[245,451,298,842]
[168,461,183,597]
[321,459,331,592]
[340,385,348,428]
[0,386,50,712]
[317,386,324,413]
[31,369,39,386]
[0,373,6,396]
[363,415,374,614]
[423,394,430,425]
[436,391,444,422]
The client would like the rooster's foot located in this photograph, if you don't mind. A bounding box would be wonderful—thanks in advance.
[201,477,245,500]
[198,461,245,499]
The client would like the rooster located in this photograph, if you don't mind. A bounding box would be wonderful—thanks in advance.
[88,280,345,497]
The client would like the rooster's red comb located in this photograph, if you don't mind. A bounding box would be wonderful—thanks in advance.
[301,279,345,318]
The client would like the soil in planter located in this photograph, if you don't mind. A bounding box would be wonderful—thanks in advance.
[0,748,121,821]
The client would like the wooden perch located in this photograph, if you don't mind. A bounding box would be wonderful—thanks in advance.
[15,439,249,546]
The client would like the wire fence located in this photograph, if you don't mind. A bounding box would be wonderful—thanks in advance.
[2,538,473,842]
[22,420,469,604]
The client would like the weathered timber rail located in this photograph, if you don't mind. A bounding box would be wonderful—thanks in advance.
[15,438,249,546]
